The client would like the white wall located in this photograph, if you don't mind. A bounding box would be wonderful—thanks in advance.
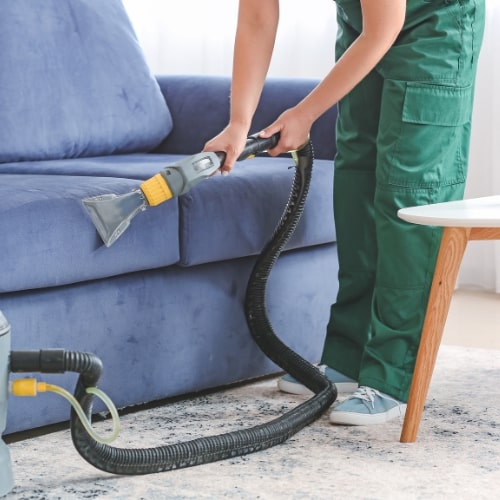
[122,0,337,78]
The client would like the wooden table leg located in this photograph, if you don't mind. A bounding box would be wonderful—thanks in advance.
[400,226,471,443]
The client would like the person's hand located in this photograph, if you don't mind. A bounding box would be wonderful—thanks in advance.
[258,106,313,156]
[203,124,249,176]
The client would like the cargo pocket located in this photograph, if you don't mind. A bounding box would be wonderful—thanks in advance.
[383,82,474,189]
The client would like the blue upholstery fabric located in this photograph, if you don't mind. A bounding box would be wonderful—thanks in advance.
[0,154,186,179]
[0,0,172,163]
[0,173,180,293]
[3,244,338,434]
[155,75,337,161]
[179,157,336,266]
[0,154,335,291]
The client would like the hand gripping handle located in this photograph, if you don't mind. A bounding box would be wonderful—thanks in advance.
[237,132,280,162]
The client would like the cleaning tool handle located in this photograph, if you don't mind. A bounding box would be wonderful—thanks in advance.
[237,132,280,162]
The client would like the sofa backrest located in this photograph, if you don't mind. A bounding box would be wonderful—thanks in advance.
[0,0,172,163]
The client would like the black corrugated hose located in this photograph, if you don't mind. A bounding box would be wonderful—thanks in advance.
[10,140,337,475]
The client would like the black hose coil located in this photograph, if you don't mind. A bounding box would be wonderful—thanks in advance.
[13,140,338,475]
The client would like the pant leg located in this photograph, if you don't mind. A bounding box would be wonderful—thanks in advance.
[323,0,485,399]
[359,81,472,400]
[358,0,486,402]
[320,16,382,380]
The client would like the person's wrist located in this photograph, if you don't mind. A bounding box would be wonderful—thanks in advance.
[228,118,251,134]
[293,103,316,130]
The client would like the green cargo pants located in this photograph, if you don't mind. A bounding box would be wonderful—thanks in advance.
[321,0,485,402]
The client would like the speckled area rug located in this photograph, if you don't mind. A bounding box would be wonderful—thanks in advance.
[4,345,500,499]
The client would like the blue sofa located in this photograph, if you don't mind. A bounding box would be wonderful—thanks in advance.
[0,0,338,435]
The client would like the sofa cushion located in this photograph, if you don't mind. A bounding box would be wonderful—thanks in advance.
[0,0,172,164]
[0,153,335,291]
[0,154,186,179]
[154,75,337,161]
[0,173,180,293]
[179,157,336,266]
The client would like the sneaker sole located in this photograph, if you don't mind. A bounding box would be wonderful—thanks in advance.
[329,404,407,426]
[277,378,358,396]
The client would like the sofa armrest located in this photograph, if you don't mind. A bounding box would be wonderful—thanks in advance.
[153,75,337,160]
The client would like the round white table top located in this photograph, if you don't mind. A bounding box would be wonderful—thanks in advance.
[397,195,500,227]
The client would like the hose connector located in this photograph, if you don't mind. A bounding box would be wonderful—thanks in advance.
[10,349,66,373]
[10,378,46,397]
[11,378,120,444]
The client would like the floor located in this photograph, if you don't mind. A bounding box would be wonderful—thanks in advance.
[4,289,500,499]
[442,289,500,350]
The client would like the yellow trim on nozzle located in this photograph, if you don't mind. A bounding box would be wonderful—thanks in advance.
[140,173,173,206]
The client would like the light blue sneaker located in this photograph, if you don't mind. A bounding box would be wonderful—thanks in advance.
[277,365,358,395]
[329,386,407,425]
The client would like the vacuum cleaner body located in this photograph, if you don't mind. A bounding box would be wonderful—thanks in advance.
[0,312,14,497]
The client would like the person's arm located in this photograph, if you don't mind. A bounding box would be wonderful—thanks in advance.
[262,0,406,155]
[230,0,279,132]
[204,0,279,174]
[205,0,406,170]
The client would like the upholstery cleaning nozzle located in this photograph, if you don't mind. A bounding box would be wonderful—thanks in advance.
[82,133,279,247]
